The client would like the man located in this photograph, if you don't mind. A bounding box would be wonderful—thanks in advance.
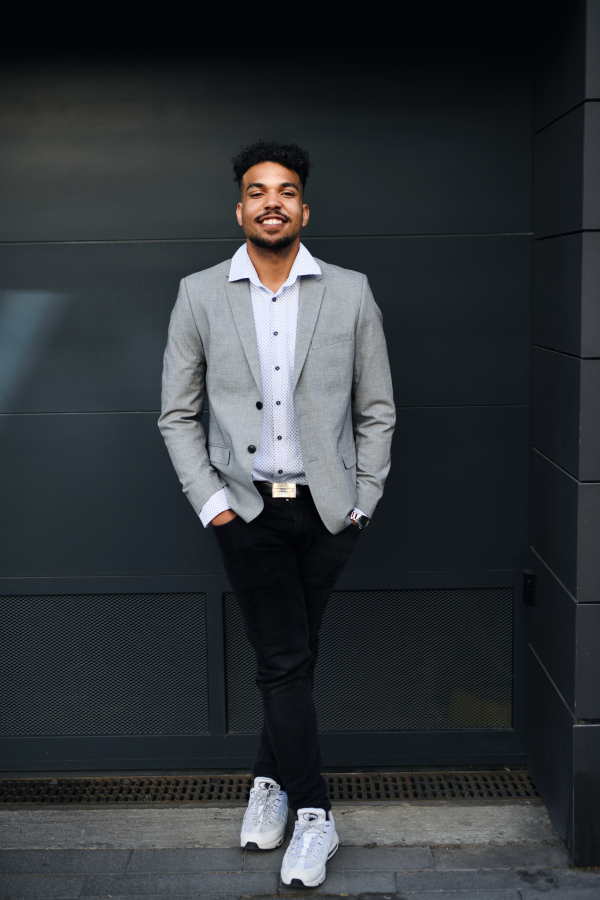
[159,140,395,887]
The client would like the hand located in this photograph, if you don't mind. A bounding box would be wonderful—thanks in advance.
[211,509,238,527]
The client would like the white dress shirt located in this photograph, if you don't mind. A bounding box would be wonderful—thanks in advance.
[200,243,366,527]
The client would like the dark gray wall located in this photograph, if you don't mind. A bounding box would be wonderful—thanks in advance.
[529,0,600,866]
[0,26,533,771]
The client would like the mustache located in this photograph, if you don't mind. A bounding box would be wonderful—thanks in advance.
[255,213,291,223]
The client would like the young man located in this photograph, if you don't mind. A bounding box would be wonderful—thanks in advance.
[159,140,395,887]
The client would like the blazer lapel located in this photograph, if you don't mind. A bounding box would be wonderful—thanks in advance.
[294,275,325,390]
[225,278,263,396]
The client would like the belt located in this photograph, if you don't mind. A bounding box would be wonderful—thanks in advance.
[253,481,311,499]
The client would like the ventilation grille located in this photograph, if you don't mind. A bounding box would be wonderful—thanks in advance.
[0,593,209,736]
[0,770,538,805]
[225,588,513,733]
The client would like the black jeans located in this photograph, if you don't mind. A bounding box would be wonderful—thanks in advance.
[213,488,360,812]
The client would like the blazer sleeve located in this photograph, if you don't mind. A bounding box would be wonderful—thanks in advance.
[352,275,396,517]
[158,278,226,515]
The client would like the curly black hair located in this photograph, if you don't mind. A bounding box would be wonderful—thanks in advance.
[232,140,311,191]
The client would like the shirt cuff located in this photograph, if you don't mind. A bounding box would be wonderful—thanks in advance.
[200,488,230,528]
[352,507,369,519]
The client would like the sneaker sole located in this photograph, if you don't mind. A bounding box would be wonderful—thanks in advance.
[242,835,284,851]
[281,835,339,887]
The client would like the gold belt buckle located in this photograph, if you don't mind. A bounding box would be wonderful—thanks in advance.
[272,482,297,498]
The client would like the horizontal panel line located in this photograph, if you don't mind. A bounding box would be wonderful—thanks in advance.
[0,568,521,584]
[0,404,531,417]
[0,232,534,247]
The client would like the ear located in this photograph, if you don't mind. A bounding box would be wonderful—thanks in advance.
[236,202,243,227]
[302,203,310,228]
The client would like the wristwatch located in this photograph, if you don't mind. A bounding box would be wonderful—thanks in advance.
[350,510,370,529]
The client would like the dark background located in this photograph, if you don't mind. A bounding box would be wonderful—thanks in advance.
[0,8,533,773]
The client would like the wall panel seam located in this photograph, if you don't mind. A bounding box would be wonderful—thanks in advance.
[532,344,595,360]
[0,404,531,418]
[529,642,576,721]
[530,547,578,604]
[534,98,599,136]
[0,233,534,247]
[532,447,583,483]
[535,229,600,241]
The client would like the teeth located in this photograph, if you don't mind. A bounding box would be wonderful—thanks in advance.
[263,219,283,224]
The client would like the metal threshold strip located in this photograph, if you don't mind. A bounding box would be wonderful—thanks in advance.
[0,771,539,805]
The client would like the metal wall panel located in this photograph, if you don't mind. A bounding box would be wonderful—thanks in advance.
[225,588,514,734]
[0,592,209,737]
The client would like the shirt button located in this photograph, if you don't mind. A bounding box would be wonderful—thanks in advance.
[278,469,283,474]
[272,298,276,302]
[256,401,263,410]
[277,435,282,440]
[273,331,278,336]
[275,366,280,371]
[248,445,256,453]
[276,401,281,405]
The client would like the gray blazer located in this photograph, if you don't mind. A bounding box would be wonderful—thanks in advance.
[158,257,395,534]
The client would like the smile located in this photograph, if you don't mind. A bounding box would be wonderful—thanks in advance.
[261,218,286,225]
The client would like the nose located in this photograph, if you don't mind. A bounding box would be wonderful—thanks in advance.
[264,190,282,208]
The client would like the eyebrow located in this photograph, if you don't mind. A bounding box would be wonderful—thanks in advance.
[245,181,300,192]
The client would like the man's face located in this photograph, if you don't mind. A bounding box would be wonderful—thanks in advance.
[236,161,309,250]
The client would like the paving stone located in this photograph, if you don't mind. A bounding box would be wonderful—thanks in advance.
[394,867,557,892]
[85,896,240,900]
[554,869,600,889]
[327,846,434,872]
[81,870,279,895]
[521,890,600,900]
[128,847,244,872]
[243,845,434,875]
[275,892,522,899]
[243,845,287,871]
[0,873,84,899]
[0,848,131,874]
[433,842,572,870]
[88,896,240,900]
[279,870,397,894]
[0,801,560,849]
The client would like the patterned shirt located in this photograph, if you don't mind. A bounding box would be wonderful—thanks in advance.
[200,243,365,526]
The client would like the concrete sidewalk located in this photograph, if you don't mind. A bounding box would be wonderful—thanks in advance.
[1,799,598,899]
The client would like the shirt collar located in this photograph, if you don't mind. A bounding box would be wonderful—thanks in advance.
[228,242,321,290]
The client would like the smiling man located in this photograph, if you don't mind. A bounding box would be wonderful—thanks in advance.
[159,140,395,887]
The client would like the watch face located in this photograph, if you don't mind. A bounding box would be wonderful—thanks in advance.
[351,512,369,528]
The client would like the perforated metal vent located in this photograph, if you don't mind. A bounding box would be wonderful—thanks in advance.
[224,588,513,733]
[0,593,209,736]
[0,770,538,805]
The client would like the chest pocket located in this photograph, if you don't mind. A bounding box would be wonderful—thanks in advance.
[311,330,354,351]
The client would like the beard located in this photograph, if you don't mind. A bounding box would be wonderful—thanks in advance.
[248,230,299,251]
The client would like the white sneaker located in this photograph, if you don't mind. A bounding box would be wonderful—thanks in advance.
[240,777,288,850]
[280,807,339,887]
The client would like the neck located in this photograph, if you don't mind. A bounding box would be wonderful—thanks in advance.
[246,237,301,293]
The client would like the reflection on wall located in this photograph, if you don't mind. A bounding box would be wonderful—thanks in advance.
[0,290,70,415]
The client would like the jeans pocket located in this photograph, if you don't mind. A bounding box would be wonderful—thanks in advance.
[213,514,239,531]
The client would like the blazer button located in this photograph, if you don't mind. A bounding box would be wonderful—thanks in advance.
[248,445,256,453]
[256,401,263,410]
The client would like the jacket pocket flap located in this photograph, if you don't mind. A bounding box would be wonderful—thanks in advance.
[341,445,357,468]
[209,445,231,466]
[312,330,354,350]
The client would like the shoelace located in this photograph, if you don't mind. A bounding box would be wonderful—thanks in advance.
[245,785,283,827]
[288,820,329,860]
